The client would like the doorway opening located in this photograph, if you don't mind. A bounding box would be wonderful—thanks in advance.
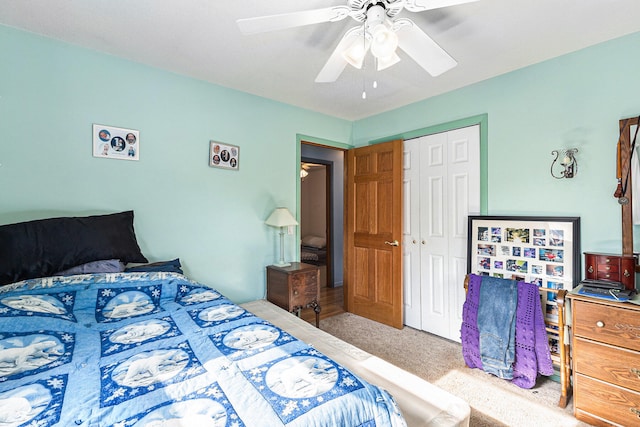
[300,142,345,321]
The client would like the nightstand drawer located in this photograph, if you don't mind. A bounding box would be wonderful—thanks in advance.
[575,374,640,426]
[573,300,640,352]
[574,337,640,392]
[290,271,318,306]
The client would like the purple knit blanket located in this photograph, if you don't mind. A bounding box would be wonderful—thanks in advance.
[461,274,554,388]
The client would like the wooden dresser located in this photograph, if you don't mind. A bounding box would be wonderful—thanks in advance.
[266,262,321,327]
[569,293,640,426]
[583,252,636,290]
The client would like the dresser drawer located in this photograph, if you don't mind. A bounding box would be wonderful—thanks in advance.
[574,337,640,392]
[575,373,640,426]
[573,300,640,352]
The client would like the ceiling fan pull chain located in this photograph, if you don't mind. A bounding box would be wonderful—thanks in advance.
[362,28,368,99]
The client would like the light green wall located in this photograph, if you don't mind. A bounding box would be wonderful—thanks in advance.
[0,25,351,303]
[3,24,640,300]
[353,31,640,255]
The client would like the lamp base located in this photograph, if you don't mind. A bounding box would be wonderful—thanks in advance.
[273,261,291,268]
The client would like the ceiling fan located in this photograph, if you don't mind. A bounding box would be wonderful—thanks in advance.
[237,0,478,83]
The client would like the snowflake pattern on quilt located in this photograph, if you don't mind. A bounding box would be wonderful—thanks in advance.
[188,302,254,328]
[115,382,245,427]
[95,285,162,323]
[0,291,76,322]
[0,331,75,381]
[175,284,221,306]
[0,374,67,426]
[244,348,364,424]
[209,321,296,361]
[100,316,182,356]
[100,341,205,407]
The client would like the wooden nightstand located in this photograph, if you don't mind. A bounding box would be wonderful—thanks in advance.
[266,262,321,327]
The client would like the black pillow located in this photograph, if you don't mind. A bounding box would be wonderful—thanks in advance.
[125,258,183,274]
[0,211,147,285]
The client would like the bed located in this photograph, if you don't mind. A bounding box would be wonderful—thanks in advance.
[0,271,412,426]
[0,211,471,426]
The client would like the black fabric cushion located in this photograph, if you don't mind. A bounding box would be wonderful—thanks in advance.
[55,259,126,276]
[0,211,147,285]
[125,258,183,274]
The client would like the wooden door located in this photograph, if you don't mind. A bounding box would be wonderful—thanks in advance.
[345,140,403,328]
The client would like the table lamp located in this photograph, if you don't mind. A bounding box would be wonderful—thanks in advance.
[265,207,298,267]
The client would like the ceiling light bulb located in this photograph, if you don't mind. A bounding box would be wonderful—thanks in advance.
[373,81,378,89]
[362,90,367,99]
[342,36,371,69]
[376,52,401,71]
[370,24,398,60]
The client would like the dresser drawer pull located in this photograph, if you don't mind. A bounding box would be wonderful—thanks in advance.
[293,290,298,296]
[631,368,640,379]
[624,269,631,277]
[596,321,605,328]
[588,266,594,273]
[631,408,640,418]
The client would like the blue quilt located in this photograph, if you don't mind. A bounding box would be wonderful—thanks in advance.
[0,272,406,426]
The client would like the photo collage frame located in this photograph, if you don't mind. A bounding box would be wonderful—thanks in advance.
[467,216,580,329]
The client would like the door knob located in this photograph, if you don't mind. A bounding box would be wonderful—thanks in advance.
[384,240,400,246]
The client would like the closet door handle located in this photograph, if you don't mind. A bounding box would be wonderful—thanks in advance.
[385,240,400,247]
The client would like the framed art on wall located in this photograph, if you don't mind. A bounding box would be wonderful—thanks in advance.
[209,141,239,171]
[92,124,139,161]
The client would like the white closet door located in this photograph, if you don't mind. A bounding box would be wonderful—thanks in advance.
[403,139,422,328]
[403,125,480,341]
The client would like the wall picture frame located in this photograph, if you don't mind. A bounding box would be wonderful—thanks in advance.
[209,141,239,170]
[92,124,139,161]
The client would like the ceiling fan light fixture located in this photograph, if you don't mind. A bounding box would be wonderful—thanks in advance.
[376,52,401,71]
[370,23,398,59]
[342,36,371,69]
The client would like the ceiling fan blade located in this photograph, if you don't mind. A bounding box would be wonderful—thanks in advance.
[237,6,352,35]
[315,26,364,83]
[395,18,456,77]
[403,0,479,13]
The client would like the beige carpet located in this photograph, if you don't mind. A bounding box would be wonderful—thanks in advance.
[320,312,591,427]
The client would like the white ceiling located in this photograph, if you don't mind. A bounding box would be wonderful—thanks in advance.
[1,0,640,121]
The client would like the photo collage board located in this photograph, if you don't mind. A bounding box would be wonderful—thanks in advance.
[467,216,580,337]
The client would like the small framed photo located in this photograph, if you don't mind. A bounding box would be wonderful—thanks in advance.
[209,141,239,170]
[93,124,139,161]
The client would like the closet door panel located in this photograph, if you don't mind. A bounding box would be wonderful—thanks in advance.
[403,141,421,328]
